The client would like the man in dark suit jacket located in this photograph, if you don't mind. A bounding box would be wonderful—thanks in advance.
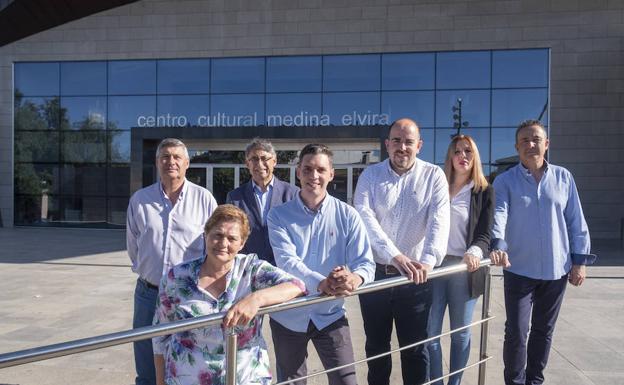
[226,138,298,265]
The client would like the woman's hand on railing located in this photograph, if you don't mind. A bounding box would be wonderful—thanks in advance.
[489,250,511,268]
[223,293,261,328]
[463,253,481,272]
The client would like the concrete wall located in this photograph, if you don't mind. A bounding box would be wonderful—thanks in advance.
[1,0,622,238]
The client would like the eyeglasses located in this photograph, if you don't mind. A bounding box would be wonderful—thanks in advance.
[247,156,274,163]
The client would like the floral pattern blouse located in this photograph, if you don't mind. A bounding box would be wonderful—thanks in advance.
[153,253,305,385]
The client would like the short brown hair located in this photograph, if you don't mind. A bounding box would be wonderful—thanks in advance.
[298,143,333,166]
[204,204,250,243]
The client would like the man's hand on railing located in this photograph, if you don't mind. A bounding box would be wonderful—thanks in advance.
[318,265,363,296]
[391,254,431,284]
[489,250,511,268]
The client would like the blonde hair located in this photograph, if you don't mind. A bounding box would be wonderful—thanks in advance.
[204,204,251,243]
[443,135,489,192]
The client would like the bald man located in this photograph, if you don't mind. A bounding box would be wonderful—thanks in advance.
[354,119,450,385]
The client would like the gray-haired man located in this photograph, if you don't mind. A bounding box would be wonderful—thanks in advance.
[126,138,217,385]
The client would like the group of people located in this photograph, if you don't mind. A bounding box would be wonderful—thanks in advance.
[126,117,595,385]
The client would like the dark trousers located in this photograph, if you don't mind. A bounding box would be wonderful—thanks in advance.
[133,278,159,385]
[503,270,568,385]
[359,267,432,385]
[270,316,357,385]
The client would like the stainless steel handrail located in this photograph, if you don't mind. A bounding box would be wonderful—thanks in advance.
[0,259,494,384]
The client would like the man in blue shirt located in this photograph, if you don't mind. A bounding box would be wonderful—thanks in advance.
[268,143,376,385]
[226,138,298,265]
[490,120,595,385]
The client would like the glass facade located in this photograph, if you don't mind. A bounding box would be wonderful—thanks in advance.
[14,48,549,227]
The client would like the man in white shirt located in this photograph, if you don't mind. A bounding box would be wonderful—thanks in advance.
[126,138,217,385]
[354,118,450,385]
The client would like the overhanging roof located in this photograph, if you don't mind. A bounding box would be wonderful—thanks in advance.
[0,0,140,47]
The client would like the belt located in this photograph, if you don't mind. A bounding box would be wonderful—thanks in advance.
[139,277,159,290]
[376,263,401,276]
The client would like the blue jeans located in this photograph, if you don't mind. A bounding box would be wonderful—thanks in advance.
[427,258,478,385]
[133,278,159,385]
[360,265,432,385]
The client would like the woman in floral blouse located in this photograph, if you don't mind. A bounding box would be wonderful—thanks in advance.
[153,204,306,385]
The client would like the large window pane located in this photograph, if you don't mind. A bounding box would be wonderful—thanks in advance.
[419,128,435,164]
[108,61,156,95]
[492,89,549,127]
[435,128,490,164]
[493,49,549,88]
[323,92,381,126]
[108,197,129,226]
[157,59,210,94]
[14,96,60,130]
[436,90,490,128]
[267,56,322,92]
[381,91,434,127]
[491,127,518,165]
[61,196,107,223]
[15,131,59,162]
[15,194,61,225]
[62,164,107,196]
[323,55,380,92]
[61,97,106,130]
[108,164,130,197]
[109,131,131,163]
[210,94,264,126]
[14,62,59,96]
[211,58,264,93]
[62,131,107,163]
[266,93,322,126]
[213,168,234,204]
[61,61,106,95]
[382,53,435,90]
[157,95,210,127]
[15,163,60,195]
[108,96,156,130]
[436,51,490,89]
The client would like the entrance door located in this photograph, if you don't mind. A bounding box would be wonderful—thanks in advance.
[185,141,379,205]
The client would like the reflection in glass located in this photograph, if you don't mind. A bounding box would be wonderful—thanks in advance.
[186,168,207,189]
[381,91,435,127]
[493,49,549,88]
[62,131,107,163]
[108,96,156,130]
[266,93,322,126]
[210,94,264,126]
[14,96,60,130]
[108,60,156,95]
[419,129,435,164]
[436,90,490,128]
[108,197,129,226]
[491,127,518,165]
[62,164,107,196]
[213,168,234,204]
[323,55,380,92]
[14,62,59,96]
[436,51,490,89]
[61,196,107,223]
[267,56,322,92]
[15,131,59,162]
[158,59,210,94]
[434,128,490,164]
[274,168,291,184]
[15,164,59,195]
[15,194,61,225]
[110,131,131,163]
[157,95,210,127]
[382,53,435,90]
[61,61,106,95]
[323,92,381,126]
[211,58,264,93]
[61,96,106,130]
[329,168,348,202]
[108,164,130,197]
[492,89,549,127]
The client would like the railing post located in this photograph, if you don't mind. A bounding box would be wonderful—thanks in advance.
[225,328,238,385]
[478,266,492,385]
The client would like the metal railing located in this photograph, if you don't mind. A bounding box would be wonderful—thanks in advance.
[0,259,494,385]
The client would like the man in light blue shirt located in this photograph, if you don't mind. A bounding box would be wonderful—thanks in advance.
[126,138,217,385]
[490,120,595,385]
[268,143,375,385]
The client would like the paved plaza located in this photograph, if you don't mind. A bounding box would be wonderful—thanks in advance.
[0,227,622,385]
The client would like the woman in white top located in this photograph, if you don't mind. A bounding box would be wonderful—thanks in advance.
[427,135,494,385]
